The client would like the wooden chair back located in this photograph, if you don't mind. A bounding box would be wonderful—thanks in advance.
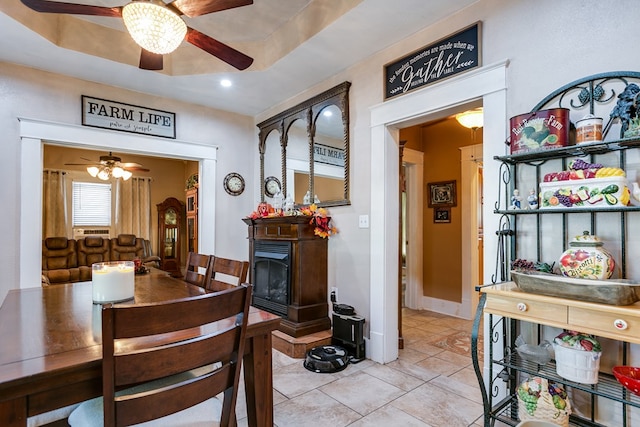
[184,252,211,288]
[101,284,252,426]
[205,256,249,292]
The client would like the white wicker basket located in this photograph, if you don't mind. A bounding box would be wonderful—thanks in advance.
[553,343,601,384]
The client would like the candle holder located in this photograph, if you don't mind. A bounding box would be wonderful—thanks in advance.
[92,261,135,304]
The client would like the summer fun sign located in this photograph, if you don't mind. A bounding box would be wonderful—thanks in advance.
[384,22,481,100]
[82,95,176,139]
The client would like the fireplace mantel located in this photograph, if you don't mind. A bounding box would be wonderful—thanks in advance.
[244,216,331,337]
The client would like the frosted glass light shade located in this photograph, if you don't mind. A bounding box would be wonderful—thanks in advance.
[111,166,124,178]
[456,108,484,129]
[87,166,99,177]
[122,1,187,55]
[97,169,111,181]
[122,170,133,181]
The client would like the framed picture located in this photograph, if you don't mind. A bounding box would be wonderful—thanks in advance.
[434,207,451,223]
[427,180,457,207]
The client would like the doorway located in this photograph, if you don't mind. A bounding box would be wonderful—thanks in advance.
[18,118,218,290]
[368,61,508,364]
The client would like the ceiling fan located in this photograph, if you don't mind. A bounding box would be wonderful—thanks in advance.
[65,152,150,180]
[20,0,254,71]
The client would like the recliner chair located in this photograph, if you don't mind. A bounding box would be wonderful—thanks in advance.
[109,234,145,261]
[77,236,110,281]
[42,237,80,284]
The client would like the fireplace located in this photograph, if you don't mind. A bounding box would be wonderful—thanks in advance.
[252,241,290,318]
[244,216,331,337]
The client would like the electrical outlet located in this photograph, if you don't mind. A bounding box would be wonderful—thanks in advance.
[358,214,369,228]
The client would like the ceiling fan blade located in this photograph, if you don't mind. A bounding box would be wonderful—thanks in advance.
[139,49,163,71]
[124,166,150,172]
[185,27,253,70]
[171,0,252,18]
[20,0,122,17]
[121,162,143,168]
[64,163,95,166]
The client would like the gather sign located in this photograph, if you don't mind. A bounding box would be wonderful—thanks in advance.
[384,22,481,100]
[82,95,176,139]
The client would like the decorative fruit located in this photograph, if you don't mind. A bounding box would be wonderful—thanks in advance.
[569,159,603,170]
[595,167,626,178]
[569,170,585,180]
[605,194,618,205]
[601,184,619,194]
[620,186,631,206]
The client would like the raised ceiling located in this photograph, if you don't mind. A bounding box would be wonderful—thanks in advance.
[0,0,478,116]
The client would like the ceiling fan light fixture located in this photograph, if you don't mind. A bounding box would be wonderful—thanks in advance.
[122,0,187,55]
[87,166,100,177]
[97,168,111,181]
[111,166,124,178]
[455,108,484,129]
[122,170,133,181]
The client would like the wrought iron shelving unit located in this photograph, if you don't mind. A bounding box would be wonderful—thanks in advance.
[472,72,640,427]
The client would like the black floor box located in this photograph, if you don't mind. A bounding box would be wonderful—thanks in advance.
[332,313,365,362]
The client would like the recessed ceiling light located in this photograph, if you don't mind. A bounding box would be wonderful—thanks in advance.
[220,79,232,87]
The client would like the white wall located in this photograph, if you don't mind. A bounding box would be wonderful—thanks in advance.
[0,63,255,301]
[255,0,640,356]
[2,0,640,360]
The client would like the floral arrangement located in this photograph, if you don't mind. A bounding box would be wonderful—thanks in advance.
[247,202,337,239]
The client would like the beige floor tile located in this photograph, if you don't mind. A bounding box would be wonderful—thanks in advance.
[391,382,485,427]
[348,404,432,426]
[397,347,433,364]
[405,340,447,357]
[363,363,425,392]
[414,355,462,377]
[385,358,441,382]
[429,373,483,405]
[319,371,405,416]
[273,389,362,427]
[434,349,473,367]
[273,361,340,398]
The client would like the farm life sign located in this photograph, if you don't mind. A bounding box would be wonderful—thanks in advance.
[384,22,481,100]
[314,143,345,167]
[82,96,176,139]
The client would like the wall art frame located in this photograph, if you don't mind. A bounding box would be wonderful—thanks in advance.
[427,180,457,207]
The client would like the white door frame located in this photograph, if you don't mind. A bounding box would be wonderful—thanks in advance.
[19,118,218,290]
[368,60,508,363]
[402,148,423,310]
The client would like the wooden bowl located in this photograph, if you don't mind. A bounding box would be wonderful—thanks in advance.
[612,366,640,396]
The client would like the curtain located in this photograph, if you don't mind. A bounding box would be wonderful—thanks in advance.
[42,170,68,238]
[115,177,152,239]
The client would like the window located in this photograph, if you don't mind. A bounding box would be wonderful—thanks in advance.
[72,181,112,226]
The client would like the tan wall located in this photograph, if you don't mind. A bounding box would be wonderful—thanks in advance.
[401,118,482,303]
[43,145,197,264]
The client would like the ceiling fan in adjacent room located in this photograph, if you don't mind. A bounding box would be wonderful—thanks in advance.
[20,0,254,71]
[65,152,150,180]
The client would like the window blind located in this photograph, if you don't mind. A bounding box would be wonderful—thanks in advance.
[72,181,112,226]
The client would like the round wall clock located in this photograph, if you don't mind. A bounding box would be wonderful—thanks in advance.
[223,172,245,196]
[264,176,281,198]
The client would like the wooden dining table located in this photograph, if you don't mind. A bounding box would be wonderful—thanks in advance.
[0,269,281,427]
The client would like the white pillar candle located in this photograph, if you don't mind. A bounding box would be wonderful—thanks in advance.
[92,261,135,304]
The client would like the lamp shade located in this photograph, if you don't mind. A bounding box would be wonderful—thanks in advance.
[456,108,484,129]
[122,0,187,55]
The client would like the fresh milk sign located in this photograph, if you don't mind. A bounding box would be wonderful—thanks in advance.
[82,96,176,139]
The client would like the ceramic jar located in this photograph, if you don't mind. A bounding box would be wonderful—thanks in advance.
[559,231,615,280]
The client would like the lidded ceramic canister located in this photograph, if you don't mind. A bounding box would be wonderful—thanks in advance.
[558,231,615,279]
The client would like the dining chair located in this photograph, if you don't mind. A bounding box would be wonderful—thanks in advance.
[183,252,211,288]
[68,284,252,427]
[205,256,249,292]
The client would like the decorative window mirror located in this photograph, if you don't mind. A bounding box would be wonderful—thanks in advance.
[257,81,351,207]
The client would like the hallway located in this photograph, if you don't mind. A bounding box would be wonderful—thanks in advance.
[237,309,486,426]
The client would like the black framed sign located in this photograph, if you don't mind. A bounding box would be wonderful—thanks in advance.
[427,180,457,208]
[82,95,176,139]
[384,22,481,100]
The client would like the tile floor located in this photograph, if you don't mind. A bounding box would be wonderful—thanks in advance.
[235,308,487,427]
